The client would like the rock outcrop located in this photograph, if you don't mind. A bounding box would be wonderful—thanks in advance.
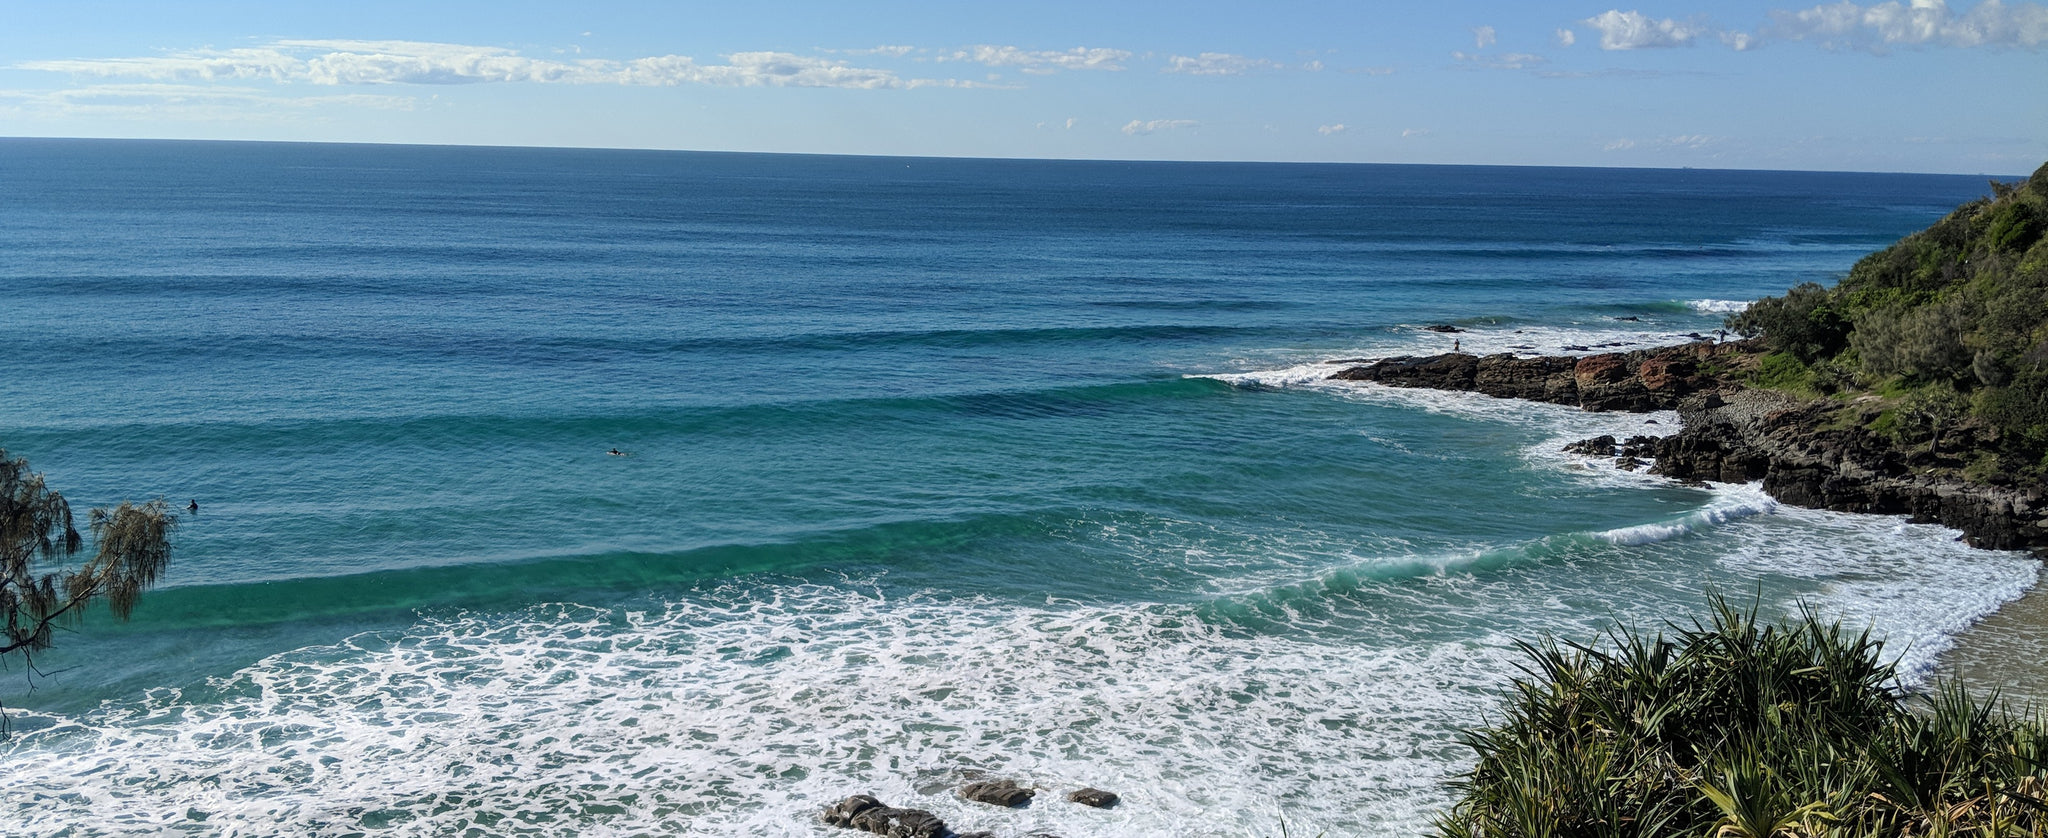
[823,795,948,838]
[1067,788,1120,809]
[1650,391,2048,553]
[959,779,1034,808]
[1329,340,2048,557]
[1330,339,1762,412]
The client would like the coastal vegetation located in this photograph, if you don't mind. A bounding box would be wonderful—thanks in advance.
[1435,596,2048,837]
[1729,161,2048,485]
[1,449,175,673]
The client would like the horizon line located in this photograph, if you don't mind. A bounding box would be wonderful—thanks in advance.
[0,134,2030,180]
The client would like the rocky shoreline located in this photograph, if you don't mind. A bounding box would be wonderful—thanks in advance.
[1331,339,2048,557]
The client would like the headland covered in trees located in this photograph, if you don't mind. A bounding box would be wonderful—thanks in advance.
[1336,160,2048,557]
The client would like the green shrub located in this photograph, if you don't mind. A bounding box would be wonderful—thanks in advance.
[1728,283,1850,362]
[1435,596,2048,838]
[1850,299,1976,385]
[1986,198,2047,254]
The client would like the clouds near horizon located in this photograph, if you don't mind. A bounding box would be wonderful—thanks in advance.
[1571,0,2048,51]
[2,1,2038,174]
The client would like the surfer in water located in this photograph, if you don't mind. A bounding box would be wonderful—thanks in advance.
[187,499,199,514]
[608,448,626,456]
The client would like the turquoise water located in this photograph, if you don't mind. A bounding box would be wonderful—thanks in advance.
[0,139,2037,836]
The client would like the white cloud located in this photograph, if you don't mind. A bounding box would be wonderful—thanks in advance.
[1162,52,1285,75]
[1605,138,1639,151]
[0,82,417,120]
[1064,117,1078,129]
[1563,1,2046,53]
[942,45,1131,73]
[623,52,915,89]
[1474,25,1499,48]
[1767,0,2048,49]
[838,45,916,57]
[1557,27,1579,46]
[1580,10,1709,48]
[1452,51,1550,69]
[1318,123,1347,135]
[1402,128,1431,137]
[1122,118,1198,135]
[17,40,965,90]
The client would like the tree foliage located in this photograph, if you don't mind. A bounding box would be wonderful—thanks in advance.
[1,449,175,664]
[1728,160,2048,478]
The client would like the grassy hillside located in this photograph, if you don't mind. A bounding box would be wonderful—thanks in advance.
[1728,161,2048,484]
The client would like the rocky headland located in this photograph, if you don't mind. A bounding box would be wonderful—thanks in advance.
[1330,339,2048,557]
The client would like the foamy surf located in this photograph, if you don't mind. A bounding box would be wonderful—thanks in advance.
[1208,354,2040,696]
[1,585,1507,837]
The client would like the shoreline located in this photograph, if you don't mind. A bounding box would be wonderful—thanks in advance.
[1939,570,2048,708]
[1329,336,2048,698]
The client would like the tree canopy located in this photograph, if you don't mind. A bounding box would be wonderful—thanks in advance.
[1728,160,2048,481]
[1,449,175,666]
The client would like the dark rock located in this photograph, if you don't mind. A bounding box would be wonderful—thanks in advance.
[1615,456,1645,472]
[960,779,1034,808]
[824,795,947,838]
[954,833,997,838]
[1424,324,1464,333]
[1651,390,2048,552]
[1068,788,1120,808]
[1615,316,1641,321]
[854,807,946,838]
[1330,353,1479,391]
[1564,435,1618,457]
[824,795,886,828]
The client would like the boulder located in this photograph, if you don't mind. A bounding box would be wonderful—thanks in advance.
[1564,435,1617,457]
[1068,788,1120,809]
[960,779,1034,808]
[823,795,948,838]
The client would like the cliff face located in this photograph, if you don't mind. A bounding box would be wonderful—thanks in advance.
[1653,390,2048,553]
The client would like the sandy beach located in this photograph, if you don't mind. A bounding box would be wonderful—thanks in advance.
[1941,568,2048,709]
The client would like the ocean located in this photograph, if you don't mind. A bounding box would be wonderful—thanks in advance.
[0,138,2036,836]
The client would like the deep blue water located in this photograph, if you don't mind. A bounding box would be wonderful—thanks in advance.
[0,139,2034,836]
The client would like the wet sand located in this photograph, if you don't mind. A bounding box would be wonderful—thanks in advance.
[1937,566,2048,711]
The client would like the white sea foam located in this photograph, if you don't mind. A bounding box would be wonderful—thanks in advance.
[1212,351,2039,696]
[1711,502,2040,686]
[0,584,1515,838]
[1591,487,1780,547]
[1687,299,1752,313]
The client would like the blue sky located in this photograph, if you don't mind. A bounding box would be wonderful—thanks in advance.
[2,1,2042,173]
